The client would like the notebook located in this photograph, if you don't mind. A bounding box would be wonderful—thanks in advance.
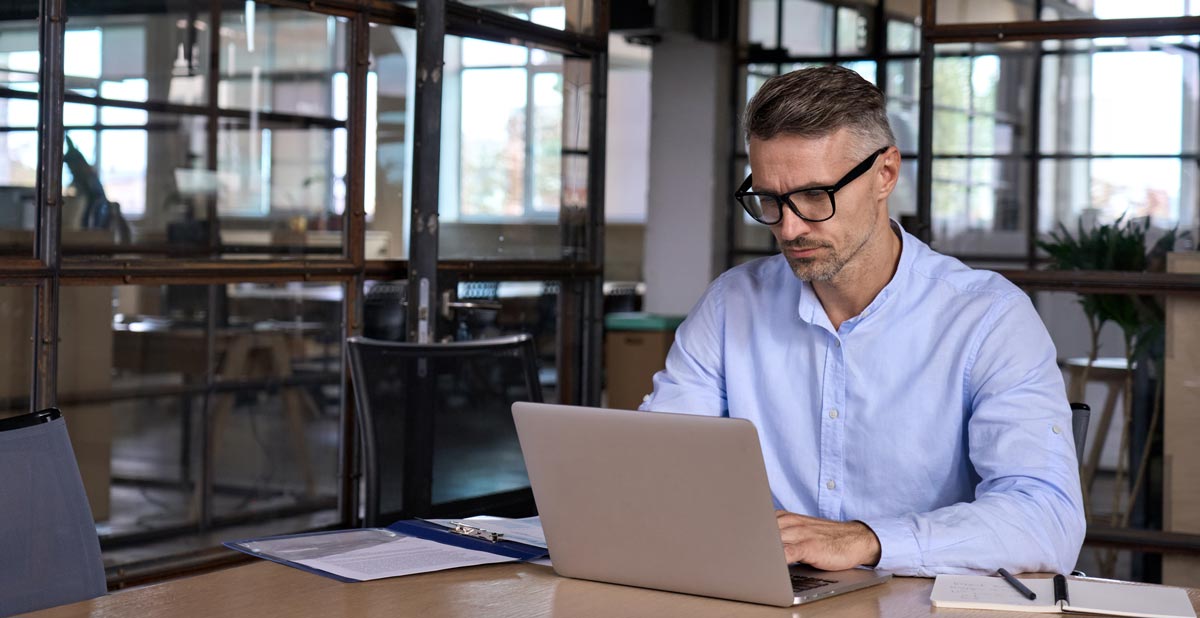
[930,574,1196,618]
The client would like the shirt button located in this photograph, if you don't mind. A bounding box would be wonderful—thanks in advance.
[834,340,841,348]
[1052,425,1062,434]
[829,409,839,419]
[827,480,836,490]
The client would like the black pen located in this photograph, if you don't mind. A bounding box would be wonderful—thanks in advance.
[1054,573,1069,607]
[998,568,1037,601]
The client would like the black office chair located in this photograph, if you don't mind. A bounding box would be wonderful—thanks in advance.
[347,334,544,527]
[1068,402,1091,578]
[1070,402,1091,465]
[0,409,106,616]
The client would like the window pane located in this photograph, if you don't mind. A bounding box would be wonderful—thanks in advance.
[1038,158,1197,234]
[605,34,650,224]
[931,157,1028,257]
[63,2,210,107]
[0,14,39,257]
[459,67,527,217]
[886,18,919,53]
[218,7,348,117]
[781,0,834,56]
[746,0,779,49]
[885,60,919,153]
[52,5,349,260]
[933,47,1034,156]
[1041,46,1199,156]
[840,60,877,84]
[463,38,529,67]
[935,0,1035,23]
[736,64,780,154]
[99,283,342,553]
[891,158,918,218]
[531,72,562,214]
[731,158,777,254]
[1043,0,1200,20]
[836,6,870,55]
[441,38,588,261]
[366,24,415,260]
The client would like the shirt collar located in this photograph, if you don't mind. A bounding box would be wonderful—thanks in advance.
[794,219,914,332]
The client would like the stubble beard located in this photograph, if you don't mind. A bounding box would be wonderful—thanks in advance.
[782,227,875,283]
[786,252,843,282]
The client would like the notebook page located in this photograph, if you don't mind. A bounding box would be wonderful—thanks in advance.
[1067,579,1196,618]
[931,575,1060,612]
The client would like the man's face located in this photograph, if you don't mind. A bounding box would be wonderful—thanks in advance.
[747,129,895,283]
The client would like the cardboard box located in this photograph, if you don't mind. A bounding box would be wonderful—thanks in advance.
[604,313,684,411]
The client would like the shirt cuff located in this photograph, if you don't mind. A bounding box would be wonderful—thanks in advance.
[858,516,921,574]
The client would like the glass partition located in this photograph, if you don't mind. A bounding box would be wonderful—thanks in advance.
[365,24,416,260]
[44,3,352,260]
[0,13,39,256]
[439,36,592,261]
[89,282,342,538]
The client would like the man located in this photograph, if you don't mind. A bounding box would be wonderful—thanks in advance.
[640,66,1085,577]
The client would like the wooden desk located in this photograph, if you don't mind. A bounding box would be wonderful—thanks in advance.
[24,561,1200,618]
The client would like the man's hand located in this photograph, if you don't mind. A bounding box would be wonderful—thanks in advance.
[775,510,882,571]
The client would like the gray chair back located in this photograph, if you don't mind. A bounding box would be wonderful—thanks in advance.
[0,411,106,616]
[347,334,543,527]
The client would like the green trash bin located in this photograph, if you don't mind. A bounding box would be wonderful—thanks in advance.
[604,312,685,410]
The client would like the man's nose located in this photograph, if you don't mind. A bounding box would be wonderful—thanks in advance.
[774,202,814,240]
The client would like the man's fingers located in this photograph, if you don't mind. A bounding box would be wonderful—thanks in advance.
[782,542,807,565]
[775,512,816,529]
[778,525,812,545]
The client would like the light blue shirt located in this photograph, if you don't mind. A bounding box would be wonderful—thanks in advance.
[641,223,1085,577]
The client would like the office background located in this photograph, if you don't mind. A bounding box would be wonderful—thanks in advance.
[0,0,1198,590]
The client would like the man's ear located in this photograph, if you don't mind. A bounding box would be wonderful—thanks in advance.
[876,147,900,200]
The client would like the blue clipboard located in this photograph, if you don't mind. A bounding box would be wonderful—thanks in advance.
[386,519,548,561]
[224,519,548,582]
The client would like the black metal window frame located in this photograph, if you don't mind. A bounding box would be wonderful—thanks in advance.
[729,0,1200,293]
[8,0,608,583]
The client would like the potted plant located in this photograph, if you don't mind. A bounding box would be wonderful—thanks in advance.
[1038,215,1187,576]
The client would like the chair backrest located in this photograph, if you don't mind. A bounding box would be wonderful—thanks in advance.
[346,334,543,527]
[1070,402,1091,464]
[0,410,106,616]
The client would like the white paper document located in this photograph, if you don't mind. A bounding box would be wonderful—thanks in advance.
[292,535,516,581]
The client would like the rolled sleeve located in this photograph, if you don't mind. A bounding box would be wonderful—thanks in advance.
[858,516,923,574]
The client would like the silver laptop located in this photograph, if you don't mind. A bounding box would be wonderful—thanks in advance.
[512,402,891,607]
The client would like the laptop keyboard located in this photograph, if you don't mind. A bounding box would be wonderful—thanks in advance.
[791,574,837,593]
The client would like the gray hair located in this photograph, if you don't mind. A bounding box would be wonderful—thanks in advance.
[743,65,895,157]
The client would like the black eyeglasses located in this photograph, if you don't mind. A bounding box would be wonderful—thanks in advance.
[734,146,890,225]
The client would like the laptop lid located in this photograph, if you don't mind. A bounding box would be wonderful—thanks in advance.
[512,402,798,607]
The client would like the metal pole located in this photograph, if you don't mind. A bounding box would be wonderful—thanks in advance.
[408,0,444,344]
[32,0,65,411]
[916,0,936,243]
[341,12,371,526]
[581,0,609,407]
[1026,0,1045,270]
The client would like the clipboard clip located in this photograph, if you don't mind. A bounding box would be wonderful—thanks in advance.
[449,521,504,543]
